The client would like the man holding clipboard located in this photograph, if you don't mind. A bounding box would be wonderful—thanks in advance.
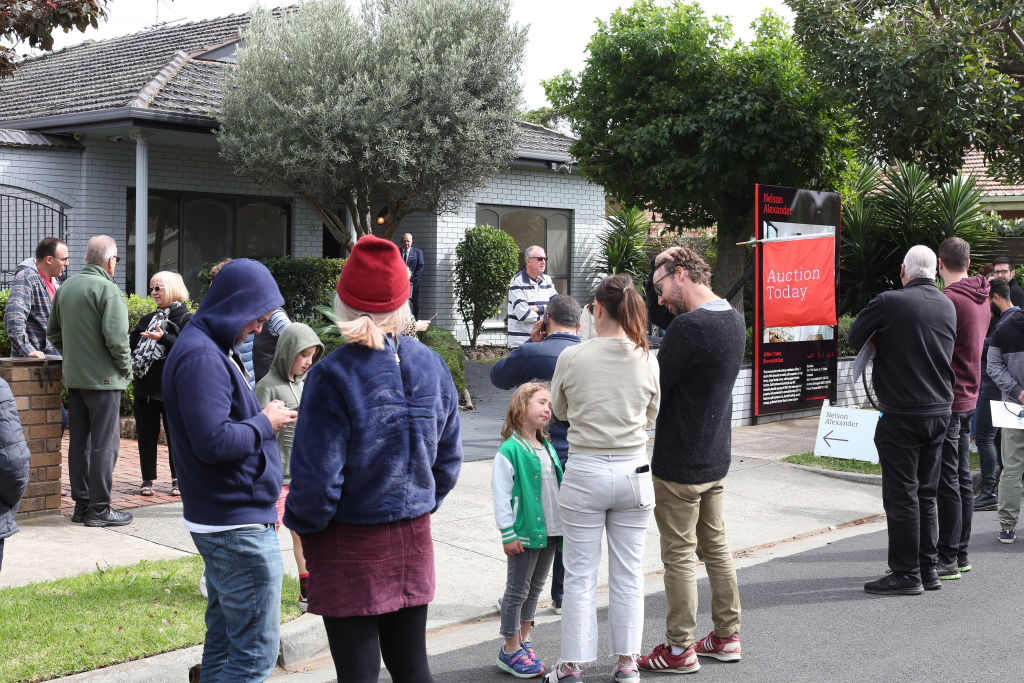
[985,298,1024,543]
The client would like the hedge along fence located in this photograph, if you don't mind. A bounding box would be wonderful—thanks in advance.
[196,257,346,323]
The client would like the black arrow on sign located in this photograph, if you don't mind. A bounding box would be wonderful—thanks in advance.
[822,430,849,448]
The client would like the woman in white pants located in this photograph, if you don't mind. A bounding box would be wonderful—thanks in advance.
[546,274,661,682]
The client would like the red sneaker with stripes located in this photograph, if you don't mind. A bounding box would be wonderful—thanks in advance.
[637,643,699,674]
[692,631,741,662]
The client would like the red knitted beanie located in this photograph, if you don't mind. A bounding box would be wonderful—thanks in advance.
[336,235,410,313]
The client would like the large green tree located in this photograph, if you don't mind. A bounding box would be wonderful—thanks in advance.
[217,0,526,248]
[544,2,851,302]
[787,0,1024,183]
[1,0,108,80]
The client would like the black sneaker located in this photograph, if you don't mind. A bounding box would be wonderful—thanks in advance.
[71,500,89,523]
[83,507,134,527]
[936,562,961,580]
[974,493,997,510]
[921,567,942,591]
[958,555,972,573]
[864,572,923,596]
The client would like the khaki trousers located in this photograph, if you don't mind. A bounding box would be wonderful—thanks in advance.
[653,476,741,648]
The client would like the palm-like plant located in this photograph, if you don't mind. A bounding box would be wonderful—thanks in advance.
[595,205,652,294]
[840,160,993,316]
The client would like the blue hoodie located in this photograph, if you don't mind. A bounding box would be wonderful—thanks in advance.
[162,259,285,526]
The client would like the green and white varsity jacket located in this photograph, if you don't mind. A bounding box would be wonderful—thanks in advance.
[492,431,563,549]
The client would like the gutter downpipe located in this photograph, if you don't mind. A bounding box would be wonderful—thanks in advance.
[130,130,149,296]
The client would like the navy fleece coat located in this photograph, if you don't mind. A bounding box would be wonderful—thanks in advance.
[162,259,285,526]
[284,336,464,534]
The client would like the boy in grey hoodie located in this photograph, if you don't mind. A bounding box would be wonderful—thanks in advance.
[255,322,324,610]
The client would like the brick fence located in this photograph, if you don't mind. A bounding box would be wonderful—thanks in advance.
[0,357,63,515]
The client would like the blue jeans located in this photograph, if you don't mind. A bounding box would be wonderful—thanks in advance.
[191,525,283,682]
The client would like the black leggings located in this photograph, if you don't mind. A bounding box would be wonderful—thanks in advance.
[135,396,174,481]
[323,604,433,683]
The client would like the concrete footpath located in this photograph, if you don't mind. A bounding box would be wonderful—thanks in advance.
[2,362,886,681]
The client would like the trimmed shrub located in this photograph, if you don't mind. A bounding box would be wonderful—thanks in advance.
[454,225,519,347]
[418,325,466,396]
[196,257,346,323]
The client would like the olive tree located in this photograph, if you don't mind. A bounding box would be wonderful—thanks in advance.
[218,0,526,249]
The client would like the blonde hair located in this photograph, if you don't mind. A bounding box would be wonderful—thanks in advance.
[332,294,412,350]
[501,381,551,443]
[151,271,189,304]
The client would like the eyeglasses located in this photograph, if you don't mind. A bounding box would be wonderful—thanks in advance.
[530,256,547,262]
[112,255,121,262]
[653,268,676,296]
[149,286,163,292]
[994,268,1012,275]
[56,256,69,263]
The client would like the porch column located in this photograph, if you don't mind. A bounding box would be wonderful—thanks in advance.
[130,130,149,296]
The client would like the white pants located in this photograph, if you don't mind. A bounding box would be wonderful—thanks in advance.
[558,453,654,662]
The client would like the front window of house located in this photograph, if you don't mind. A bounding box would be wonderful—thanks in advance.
[475,204,572,294]
[127,189,290,295]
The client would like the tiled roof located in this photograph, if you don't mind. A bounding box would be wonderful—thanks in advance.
[0,129,81,149]
[0,13,252,121]
[961,148,1024,197]
[0,8,575,160]
[518,122,575,158]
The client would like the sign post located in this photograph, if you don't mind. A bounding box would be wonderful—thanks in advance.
[753,184,841,417]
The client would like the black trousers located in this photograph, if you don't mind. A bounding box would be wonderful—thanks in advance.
[134,396,174,482]
[937,411,974,565]
[874,413,948,576]
[67,389,121,511]
[323,604,432,683]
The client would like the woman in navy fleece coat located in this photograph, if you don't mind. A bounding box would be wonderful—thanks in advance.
[284,235,463,683]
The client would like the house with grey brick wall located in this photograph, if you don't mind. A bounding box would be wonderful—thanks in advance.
[0,10,606,345]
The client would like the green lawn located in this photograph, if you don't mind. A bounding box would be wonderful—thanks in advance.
[783,451,982,475]
[0,555,301,682]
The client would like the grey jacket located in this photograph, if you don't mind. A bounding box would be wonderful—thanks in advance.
[0,377,31,539]
[987,309,1024,403]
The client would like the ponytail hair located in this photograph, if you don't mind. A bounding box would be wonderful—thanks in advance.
[595,273,649,353]
[332,294,412,350]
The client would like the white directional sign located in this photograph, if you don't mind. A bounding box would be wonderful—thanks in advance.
[813,400,880,463]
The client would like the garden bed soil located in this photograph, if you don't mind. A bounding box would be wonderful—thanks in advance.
[462,345,508,362]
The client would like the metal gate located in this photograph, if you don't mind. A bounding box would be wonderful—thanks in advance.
[0,193,68,289]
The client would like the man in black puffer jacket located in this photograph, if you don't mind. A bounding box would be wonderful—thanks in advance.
[850,245,956,596]
[0,376,31,573]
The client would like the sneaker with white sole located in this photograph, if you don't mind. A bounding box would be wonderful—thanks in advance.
[542,663,582,681]
[614,659,640,682]
[497,645,544,679]
[692,631,741,662]
[999,528,1015,544]
[638,643,699,673]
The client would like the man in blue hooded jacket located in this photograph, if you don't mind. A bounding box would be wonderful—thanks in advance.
[162,259,297,682]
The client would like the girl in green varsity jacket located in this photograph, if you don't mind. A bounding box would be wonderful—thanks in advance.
[492,382,564,678]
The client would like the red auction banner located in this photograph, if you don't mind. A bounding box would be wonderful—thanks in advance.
[761,236,837,328]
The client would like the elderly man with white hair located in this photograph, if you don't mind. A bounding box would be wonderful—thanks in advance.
[849,245,956,596]
[507,245,557,348]
[47,235,133,527]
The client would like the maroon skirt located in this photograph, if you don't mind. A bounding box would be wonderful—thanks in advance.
[302,513,435,618]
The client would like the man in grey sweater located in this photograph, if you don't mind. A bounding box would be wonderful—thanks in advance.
[986,303,1024,543]
[638,246,746,675]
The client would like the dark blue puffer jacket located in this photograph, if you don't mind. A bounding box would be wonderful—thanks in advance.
[0,377,30,539]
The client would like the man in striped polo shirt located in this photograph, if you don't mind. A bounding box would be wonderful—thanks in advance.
[506,245,556,348]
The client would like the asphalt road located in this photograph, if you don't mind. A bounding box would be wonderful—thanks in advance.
[381,509,1022,682]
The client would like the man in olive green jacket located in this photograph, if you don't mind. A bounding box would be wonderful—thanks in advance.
[47,235,133,527]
